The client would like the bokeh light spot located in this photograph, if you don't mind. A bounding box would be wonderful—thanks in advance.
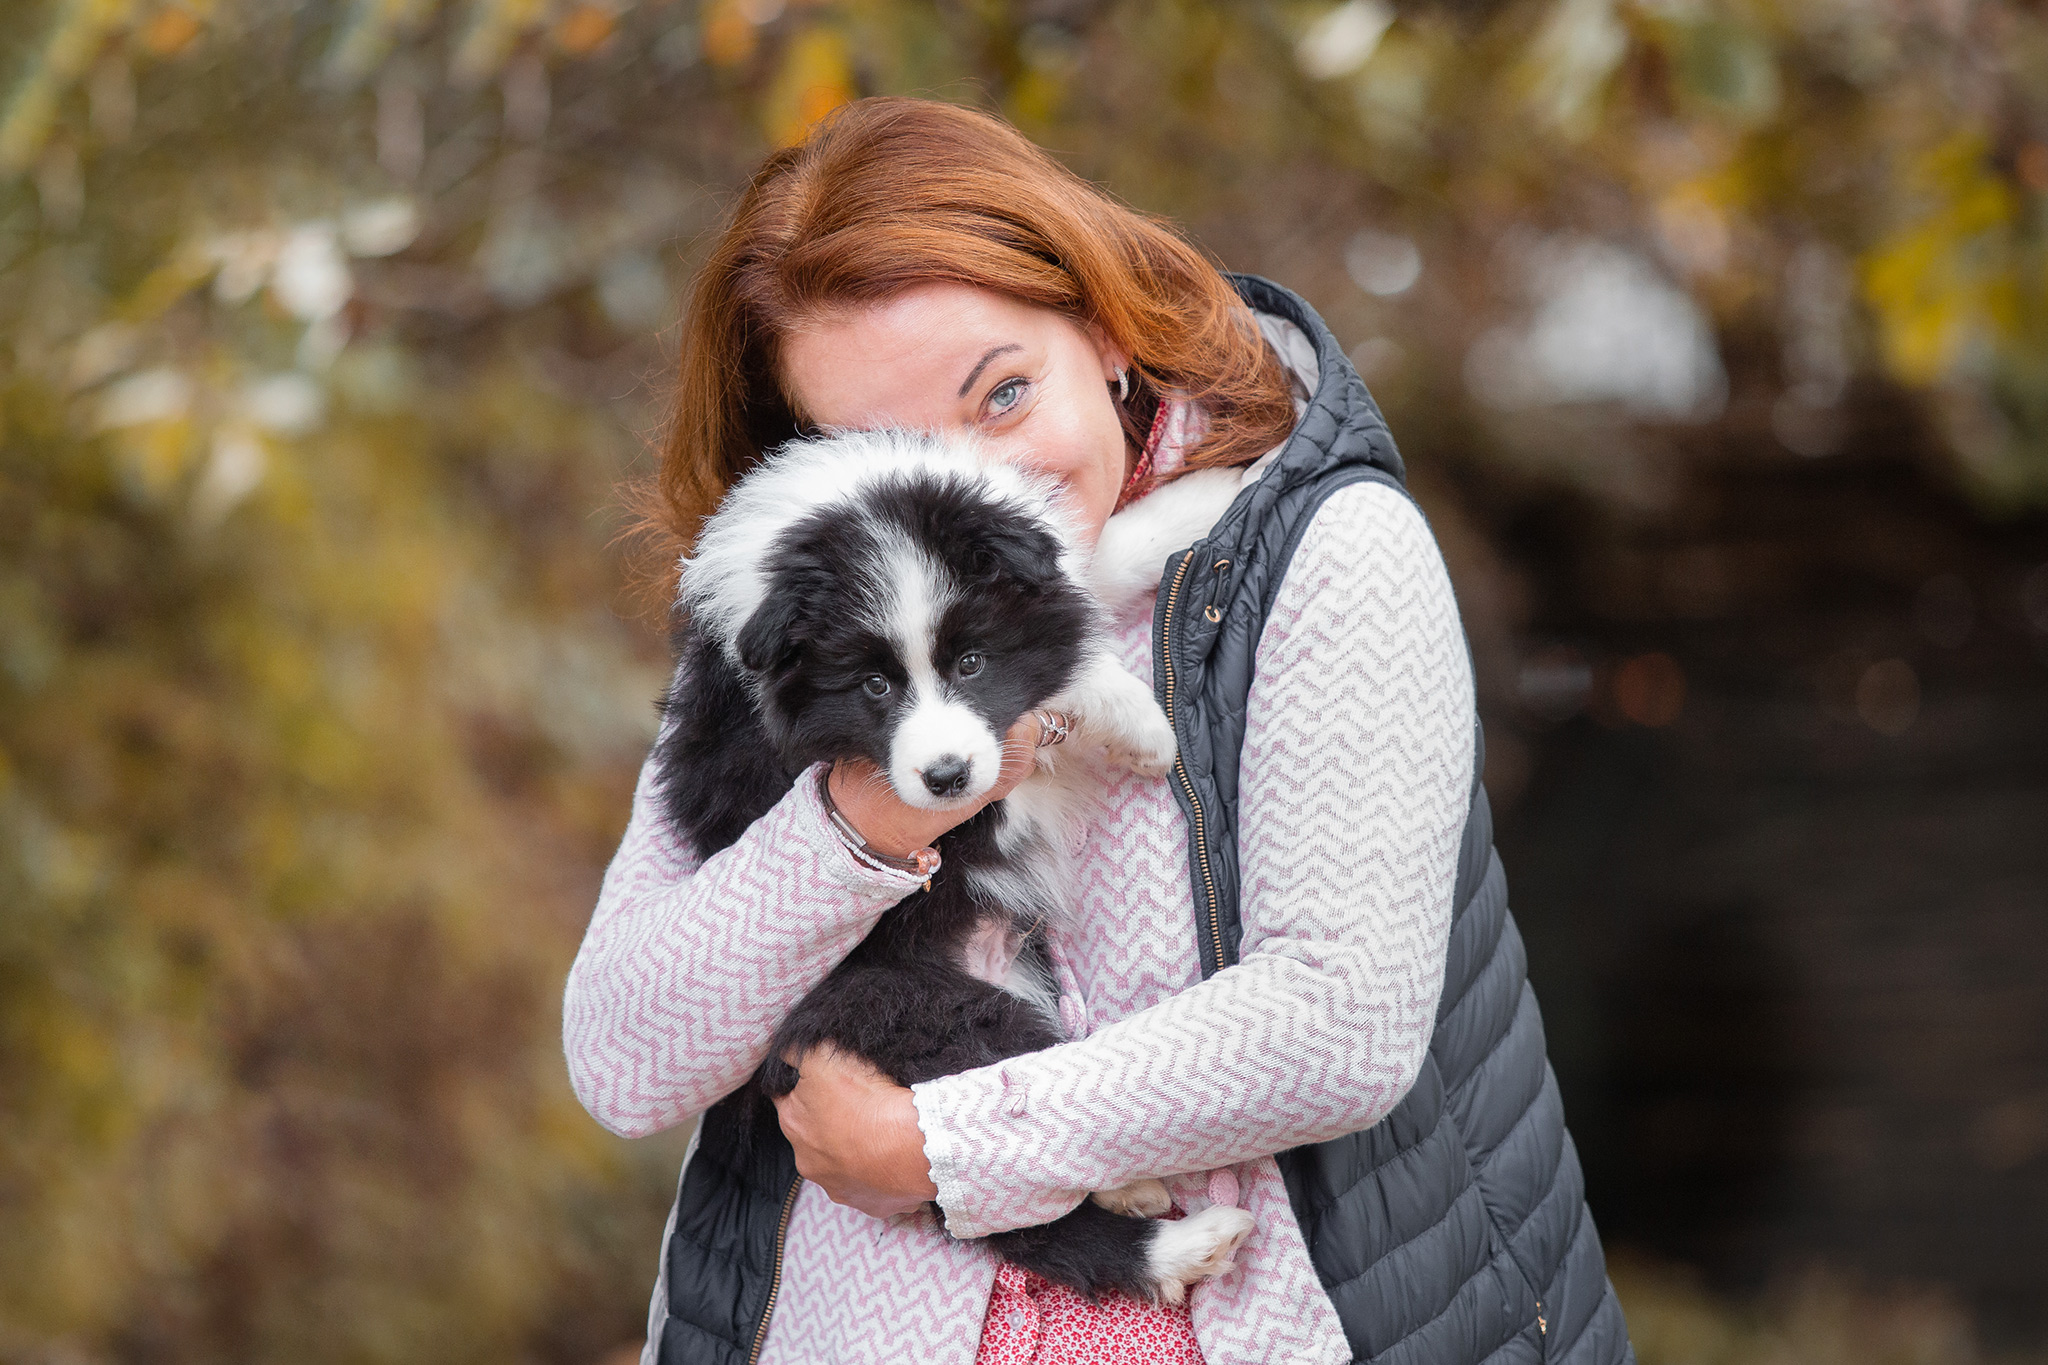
[1346,228,1422,296]
[140,8,204,57]
[553,5,618,55]
[1518,645,1594,724]
[1614,652,1686,727]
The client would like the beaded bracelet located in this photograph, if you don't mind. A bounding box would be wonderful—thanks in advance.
[817,768,942,885]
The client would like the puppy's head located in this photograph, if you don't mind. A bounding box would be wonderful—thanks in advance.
[685,431,1093,809]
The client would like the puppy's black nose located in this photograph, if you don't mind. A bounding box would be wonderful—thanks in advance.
[921,756,971,798]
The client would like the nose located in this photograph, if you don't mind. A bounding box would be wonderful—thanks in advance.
[921,756,972,799]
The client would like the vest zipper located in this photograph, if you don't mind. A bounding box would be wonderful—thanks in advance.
[1160,549,1226,975]
[745,1177,802,1365]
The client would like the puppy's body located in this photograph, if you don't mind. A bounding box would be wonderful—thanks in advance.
[656,430,1250,1303]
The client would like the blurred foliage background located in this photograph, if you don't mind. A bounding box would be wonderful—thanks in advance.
[2,0,2046,1361]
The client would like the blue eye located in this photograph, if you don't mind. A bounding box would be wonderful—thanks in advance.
[988,379,1026,413]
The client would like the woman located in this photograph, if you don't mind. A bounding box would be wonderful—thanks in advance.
[564,97,1633,1365]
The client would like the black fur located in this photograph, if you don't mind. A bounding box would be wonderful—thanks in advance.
[654,465,1174,1301]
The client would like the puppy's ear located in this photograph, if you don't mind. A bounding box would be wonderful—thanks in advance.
[736,593,804,675]
[968,521,1064,591]
[654,623,793,858]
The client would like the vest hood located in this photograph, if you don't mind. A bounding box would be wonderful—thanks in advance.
[1224,273,1406,515]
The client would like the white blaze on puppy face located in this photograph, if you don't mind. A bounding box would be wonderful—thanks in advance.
[871,533,1003,810]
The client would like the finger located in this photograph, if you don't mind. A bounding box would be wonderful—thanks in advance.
[783,1046,829,1079]
[828,1186,893,1218]
[835,762,893,809]
[868,1194,925,1220]
[1001,715,1040,766]
[984,727,1039,801]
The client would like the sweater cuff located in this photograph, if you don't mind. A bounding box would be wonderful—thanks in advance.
[786,762,931,899]
[911,1065,1085,1240]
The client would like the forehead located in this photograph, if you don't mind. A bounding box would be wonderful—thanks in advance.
[779,282,1077,429]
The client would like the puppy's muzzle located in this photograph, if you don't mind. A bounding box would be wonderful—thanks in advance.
[920,755,973,799]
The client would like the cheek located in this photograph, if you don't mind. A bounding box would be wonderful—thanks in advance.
[1006,403,1125,535]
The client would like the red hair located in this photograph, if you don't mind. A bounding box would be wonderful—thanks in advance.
[636,96,1295,584]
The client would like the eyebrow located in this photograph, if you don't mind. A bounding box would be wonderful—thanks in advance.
[957,343,1023,398]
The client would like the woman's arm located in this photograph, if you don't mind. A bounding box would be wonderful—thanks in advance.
[908,481,1476,1238]
[561,755,931,1138]
[563,706,1049,1141]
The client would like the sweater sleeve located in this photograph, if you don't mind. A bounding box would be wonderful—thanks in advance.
[909,482,1476,1238]
[562,754,930,1139]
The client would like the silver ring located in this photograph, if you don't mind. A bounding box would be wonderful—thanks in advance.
[1035,709,1072,748]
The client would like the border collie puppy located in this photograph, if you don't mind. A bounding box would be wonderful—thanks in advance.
[654,429,1253,1304]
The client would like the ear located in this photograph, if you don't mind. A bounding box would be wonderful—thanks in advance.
[969,520,1064,592]
[653,624,795,858]
[1083,319,1128,384]
[735,593,803,675]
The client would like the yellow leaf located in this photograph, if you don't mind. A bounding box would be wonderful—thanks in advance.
[1860,134,2018,387]
[763,24,854,148]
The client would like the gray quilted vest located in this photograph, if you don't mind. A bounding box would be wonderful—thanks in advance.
[648,276,1635,1365]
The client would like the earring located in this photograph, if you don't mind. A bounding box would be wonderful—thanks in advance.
[1115,368,1130,402]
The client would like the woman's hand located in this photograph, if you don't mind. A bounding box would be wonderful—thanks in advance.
[771,1045,939,1219]
[826,713,1045,858]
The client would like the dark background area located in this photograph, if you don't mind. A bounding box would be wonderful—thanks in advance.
[1485,444,2048,1340]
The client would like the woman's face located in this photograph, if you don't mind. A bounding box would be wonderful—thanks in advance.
[778,282,1131,543]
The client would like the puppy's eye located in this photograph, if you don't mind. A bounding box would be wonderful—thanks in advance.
[956,652,985,678]
[862,675,891,699]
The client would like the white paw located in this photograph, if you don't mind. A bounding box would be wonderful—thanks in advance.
[1091,1178,1172,1218]
[1143,1206,1257,1305]
[1107,706,1178,778]
[1059,654,1178,777]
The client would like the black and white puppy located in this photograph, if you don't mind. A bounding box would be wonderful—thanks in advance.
[654,429,1253,1304]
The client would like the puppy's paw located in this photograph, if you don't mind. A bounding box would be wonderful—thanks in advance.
[1062,656,1178,777]
[1107,706,1178,779]
[1091,1178,1172,1219]
[1144,1206,1257,1305]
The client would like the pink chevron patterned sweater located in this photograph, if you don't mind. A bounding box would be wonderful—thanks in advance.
[563,480,1476,1365]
